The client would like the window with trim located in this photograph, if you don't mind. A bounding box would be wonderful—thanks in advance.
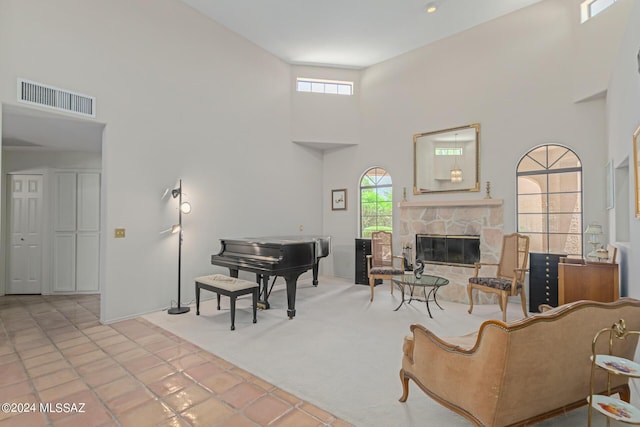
[296,78,353,95]
[516,145,583,256]
[580,0,618,23]
[360,167,392,238]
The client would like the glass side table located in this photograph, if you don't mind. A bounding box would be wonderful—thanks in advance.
[391,274,449,318]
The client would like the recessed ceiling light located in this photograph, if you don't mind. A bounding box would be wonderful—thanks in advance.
[426,2,438,13]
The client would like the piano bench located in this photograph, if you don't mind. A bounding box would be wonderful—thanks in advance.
[195,274,258,331]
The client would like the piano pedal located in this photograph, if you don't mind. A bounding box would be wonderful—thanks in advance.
[257,301,270,310]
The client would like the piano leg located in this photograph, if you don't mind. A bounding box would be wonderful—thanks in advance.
[231,269,268,310]
[283,271,303,319]
[257,274,270,310]
[312,261,319,287]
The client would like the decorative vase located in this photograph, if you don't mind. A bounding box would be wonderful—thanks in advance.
[402,247,413,271]
[414,259,425,279]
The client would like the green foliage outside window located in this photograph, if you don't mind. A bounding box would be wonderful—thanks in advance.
[360,168,393,238]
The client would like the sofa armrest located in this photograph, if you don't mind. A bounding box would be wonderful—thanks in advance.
[402,335,414,363]
[401,322,509,426]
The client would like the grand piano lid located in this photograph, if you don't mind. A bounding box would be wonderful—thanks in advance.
[230,235,330,245]
[247,235,329,242]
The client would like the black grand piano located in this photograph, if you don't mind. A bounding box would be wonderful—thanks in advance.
[210,236,330,319]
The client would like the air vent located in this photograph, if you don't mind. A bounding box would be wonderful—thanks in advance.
[17,78,95,117]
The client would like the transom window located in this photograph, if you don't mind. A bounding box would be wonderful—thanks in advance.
[516,145,583,256]
[360,167,392,238]
[581,0,618,23]
[296,78,353,95]
[435,147,463,156]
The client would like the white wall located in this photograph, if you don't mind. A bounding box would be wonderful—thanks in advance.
[606,1,640,298]
[290,65,361,145]
[0,0,324,322]
[2,150,102,172]
[571,0,633,102]
[323,0,614,281]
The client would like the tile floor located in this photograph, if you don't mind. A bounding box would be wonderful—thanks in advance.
[0,294,352,427]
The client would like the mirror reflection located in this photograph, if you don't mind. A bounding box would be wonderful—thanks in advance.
[413,123,480,194]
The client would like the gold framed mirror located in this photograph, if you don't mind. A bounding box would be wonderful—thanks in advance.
[634,125,640,218]
[413,123,480,194]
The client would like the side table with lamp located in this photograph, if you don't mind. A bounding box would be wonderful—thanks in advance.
[585,222,606,261]
[558,222,619,305]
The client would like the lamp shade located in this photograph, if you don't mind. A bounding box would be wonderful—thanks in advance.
[584,223,602,235]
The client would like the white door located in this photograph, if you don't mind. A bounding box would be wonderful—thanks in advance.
[7,174,43,294]
[53,172,77,291]
[52,171,101,293]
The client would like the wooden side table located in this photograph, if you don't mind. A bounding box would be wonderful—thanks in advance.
[558,258,619,305]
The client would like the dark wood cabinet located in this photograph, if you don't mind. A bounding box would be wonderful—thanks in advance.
[355,239,371,285]
[529,252,565,312]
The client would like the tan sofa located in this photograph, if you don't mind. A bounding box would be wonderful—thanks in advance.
[399,298,640,426]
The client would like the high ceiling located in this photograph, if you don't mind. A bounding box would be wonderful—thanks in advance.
[179,0,544,69]
[2,0,544,151]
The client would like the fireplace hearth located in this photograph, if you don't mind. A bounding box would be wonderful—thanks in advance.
[416,234,480,267]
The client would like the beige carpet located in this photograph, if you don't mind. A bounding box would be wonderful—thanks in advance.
[144,275,630,426]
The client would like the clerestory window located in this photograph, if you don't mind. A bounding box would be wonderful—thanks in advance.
[580,0,618,23]
[296,78,353,95]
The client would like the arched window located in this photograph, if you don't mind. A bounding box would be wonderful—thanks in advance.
[516,145,583,256]
[360,167,392,238]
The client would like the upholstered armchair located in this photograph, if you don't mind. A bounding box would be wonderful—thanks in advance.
[467,232,530,322]
[366,231,404,301]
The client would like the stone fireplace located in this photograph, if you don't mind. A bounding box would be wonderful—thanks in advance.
[398,199,504,303]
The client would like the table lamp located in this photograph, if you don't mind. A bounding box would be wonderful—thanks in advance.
[584,222,602,260]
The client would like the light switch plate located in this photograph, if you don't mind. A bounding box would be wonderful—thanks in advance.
[115,228,125,238]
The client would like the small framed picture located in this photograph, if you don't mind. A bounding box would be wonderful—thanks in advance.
[332,189,347,211]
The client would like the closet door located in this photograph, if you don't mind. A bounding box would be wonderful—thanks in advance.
[53,173,77,291]
[76,234,99,292]
[76,173,100,292]
[77,173,100,231]
[54,173,77,231]
[53,233,76,292]
[52,172,100,293]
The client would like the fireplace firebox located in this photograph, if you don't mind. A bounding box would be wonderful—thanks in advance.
[416,234,480,267]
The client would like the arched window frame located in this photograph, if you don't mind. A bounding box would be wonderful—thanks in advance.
[359,167,393,238]
[516,144,583,256]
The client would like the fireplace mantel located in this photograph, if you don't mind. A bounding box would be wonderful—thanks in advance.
[398,199,503,208]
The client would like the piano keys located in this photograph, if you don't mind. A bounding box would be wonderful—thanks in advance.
[210,236,330,319]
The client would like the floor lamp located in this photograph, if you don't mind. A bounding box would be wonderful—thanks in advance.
[168,179,191,315]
